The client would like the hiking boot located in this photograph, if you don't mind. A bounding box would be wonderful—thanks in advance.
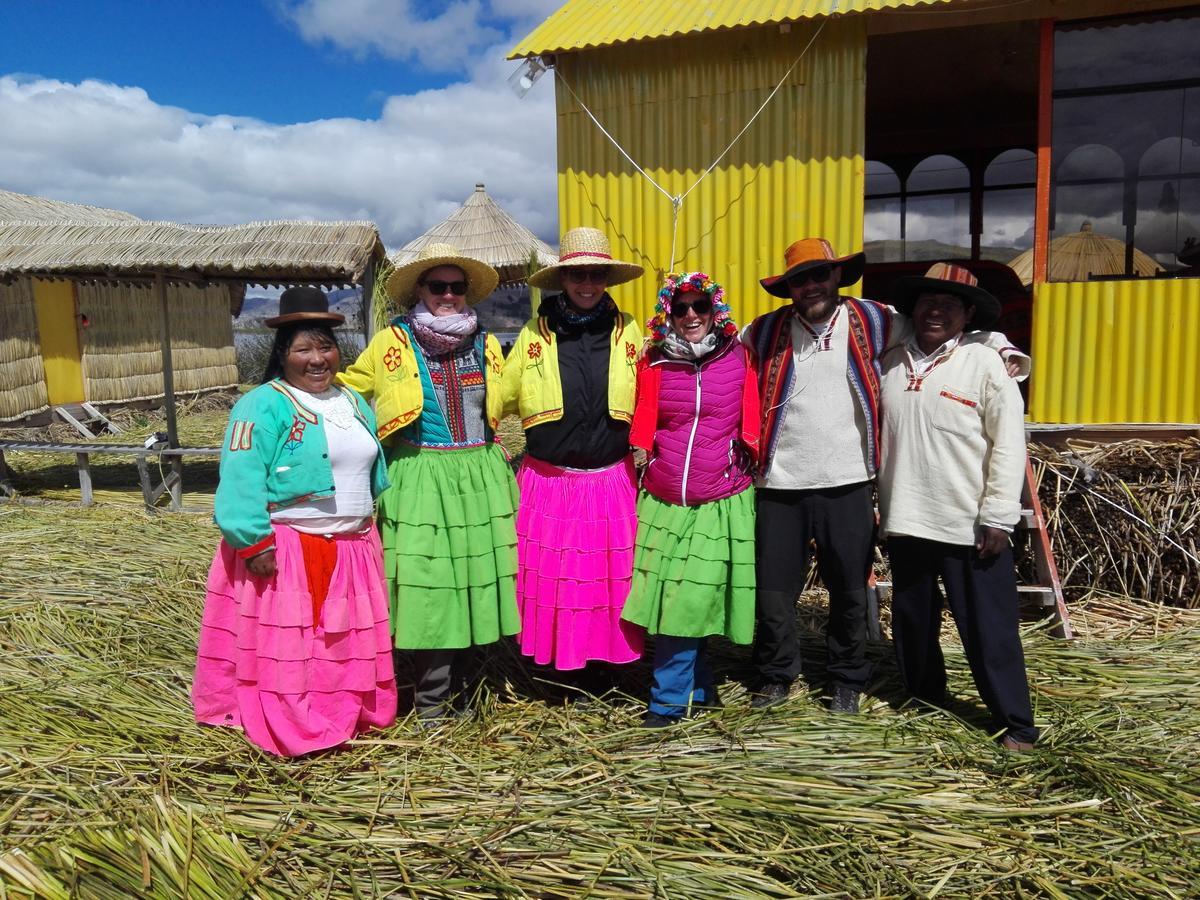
[830,684,861,714]
[750,682,790,709]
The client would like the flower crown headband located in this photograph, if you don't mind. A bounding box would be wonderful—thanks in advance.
[646,271,738,344]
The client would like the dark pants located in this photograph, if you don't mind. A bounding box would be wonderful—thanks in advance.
[753,481,875,690]
[411,648,473,718]
[888,536,1038,744]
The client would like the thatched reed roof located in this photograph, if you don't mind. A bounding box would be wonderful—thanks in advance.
[0,189,141,224]
[392,184,556,285]
[1009,222,1163,286]
[0,188,386,286]
[0,219,385,286]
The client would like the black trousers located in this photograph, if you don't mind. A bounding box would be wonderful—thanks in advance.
[411,648,474,718]
[887,536,1038,744]
[753,481,875,689]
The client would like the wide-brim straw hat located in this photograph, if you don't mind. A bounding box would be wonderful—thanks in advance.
[386,243,499,306]
[264,285,346,328]
[890,262,1002,330]
[759,238,866,298]
[528,226,644,290]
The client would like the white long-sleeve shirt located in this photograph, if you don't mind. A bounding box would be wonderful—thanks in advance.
[878,337,1026,546]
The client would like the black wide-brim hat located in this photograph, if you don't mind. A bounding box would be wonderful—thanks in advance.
[264,286,346,328]
[889,262,1002,330]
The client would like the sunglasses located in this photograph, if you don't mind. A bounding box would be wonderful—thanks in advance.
[670,296,714,318]
[565,267,609,284]
[423,279,468,296]
[787,264,834,287]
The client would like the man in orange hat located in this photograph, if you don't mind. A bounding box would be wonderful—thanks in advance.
[742,239,1027,713]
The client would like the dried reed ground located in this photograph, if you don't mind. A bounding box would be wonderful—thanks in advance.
[0,498,1197,898]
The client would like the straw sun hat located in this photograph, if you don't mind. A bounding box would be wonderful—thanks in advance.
[527,227,644,290]
[386,243,499,306]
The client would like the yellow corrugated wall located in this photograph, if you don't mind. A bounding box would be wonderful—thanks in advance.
[554,17,865,328]
[1030,278,1200,423]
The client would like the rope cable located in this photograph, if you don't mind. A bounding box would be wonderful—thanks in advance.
[553,18,828,272]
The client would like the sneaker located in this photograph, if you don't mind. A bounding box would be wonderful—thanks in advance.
[829,684,861,714]
[641,712,681,729]
[749,682,790,709]
[999,734,1035,752]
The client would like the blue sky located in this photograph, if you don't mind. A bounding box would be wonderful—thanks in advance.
[0,0,562,246]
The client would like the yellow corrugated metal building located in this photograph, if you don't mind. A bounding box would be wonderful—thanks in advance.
[512,0,1200,424]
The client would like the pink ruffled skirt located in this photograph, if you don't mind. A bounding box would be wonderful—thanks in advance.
[192,524,397,756]
[515,455,645,670]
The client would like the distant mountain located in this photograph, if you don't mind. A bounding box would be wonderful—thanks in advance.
[237,287,363,328]
[865,240,1025,265]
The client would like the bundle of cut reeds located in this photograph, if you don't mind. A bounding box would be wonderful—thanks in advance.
[1031,440,1200,608]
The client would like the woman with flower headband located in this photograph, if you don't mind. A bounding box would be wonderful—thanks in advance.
[502,227,646,689]
[621,273,761,727]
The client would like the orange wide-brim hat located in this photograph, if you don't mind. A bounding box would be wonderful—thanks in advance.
[759,238,866,298]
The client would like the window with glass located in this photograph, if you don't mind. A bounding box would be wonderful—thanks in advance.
[863,155,972,262]
[1051,12,1200,279]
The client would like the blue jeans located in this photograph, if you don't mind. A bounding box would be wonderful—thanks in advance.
[649,636,715,717]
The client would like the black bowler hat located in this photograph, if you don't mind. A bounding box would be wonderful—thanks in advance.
[264,286,346,328]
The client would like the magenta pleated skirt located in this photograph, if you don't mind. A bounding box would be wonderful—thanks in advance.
[192,524,398,757]
[515,455,645,670]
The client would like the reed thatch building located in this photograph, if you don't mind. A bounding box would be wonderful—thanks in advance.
[391,184,557,284]
[0,189,384,425]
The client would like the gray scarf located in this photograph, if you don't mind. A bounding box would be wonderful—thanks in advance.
[660,329,719,361]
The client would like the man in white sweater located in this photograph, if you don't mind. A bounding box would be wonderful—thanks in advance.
[878,262,1038,750]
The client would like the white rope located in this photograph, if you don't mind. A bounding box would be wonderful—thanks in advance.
[554,18,828,273]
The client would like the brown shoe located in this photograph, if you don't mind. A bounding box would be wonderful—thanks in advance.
[999,734,1035,752]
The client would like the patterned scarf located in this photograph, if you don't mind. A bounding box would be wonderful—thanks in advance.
[407,306,478,356]
[555,293,616,330]
[661,328,719,361]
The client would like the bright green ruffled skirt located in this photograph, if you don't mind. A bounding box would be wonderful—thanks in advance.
[621,487,756,643]
[377,442,520,649]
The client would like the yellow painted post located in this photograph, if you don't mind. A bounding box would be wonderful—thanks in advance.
[31,278,85,406]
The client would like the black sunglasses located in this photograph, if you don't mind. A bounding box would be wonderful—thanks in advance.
[423,279,469,296]
[670,296,714,318]
[787,264,834,287]
[565,267,609,284]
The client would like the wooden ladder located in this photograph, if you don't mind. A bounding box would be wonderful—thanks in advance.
[1021,457,1073,639]
[53,403,122,439]
[869,459,1073,639]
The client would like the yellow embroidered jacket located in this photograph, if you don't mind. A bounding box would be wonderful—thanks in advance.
[502,311,640,428]
[338,321,505,441]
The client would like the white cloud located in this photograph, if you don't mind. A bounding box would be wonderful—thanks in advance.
[0,50,558,249]
[275,0,562,70]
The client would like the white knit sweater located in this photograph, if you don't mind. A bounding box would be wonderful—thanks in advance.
[878,340,1026,546]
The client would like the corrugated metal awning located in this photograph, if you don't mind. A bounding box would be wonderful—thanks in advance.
[509,0,967,57]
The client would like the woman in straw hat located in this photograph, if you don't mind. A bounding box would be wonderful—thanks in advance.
[502,226,646,686]
[623,273,760,726]
[339,244,518,725]
[192,287,398,756]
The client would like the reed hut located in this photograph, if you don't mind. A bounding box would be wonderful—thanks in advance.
[0,190,384,428]
[391,184,557,285]
[1008,222,1163,287]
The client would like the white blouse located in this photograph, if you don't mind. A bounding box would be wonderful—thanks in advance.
[270,387,377,534]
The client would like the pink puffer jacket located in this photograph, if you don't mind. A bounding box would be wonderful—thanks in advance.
[633,338,758,506]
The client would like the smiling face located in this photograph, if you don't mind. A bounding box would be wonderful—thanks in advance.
[417,264,469,317]
[787,263,842,323]
[669,287,714,343]
[912,292,974,353]
[282,328,340,393]
[559,266,609,311]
